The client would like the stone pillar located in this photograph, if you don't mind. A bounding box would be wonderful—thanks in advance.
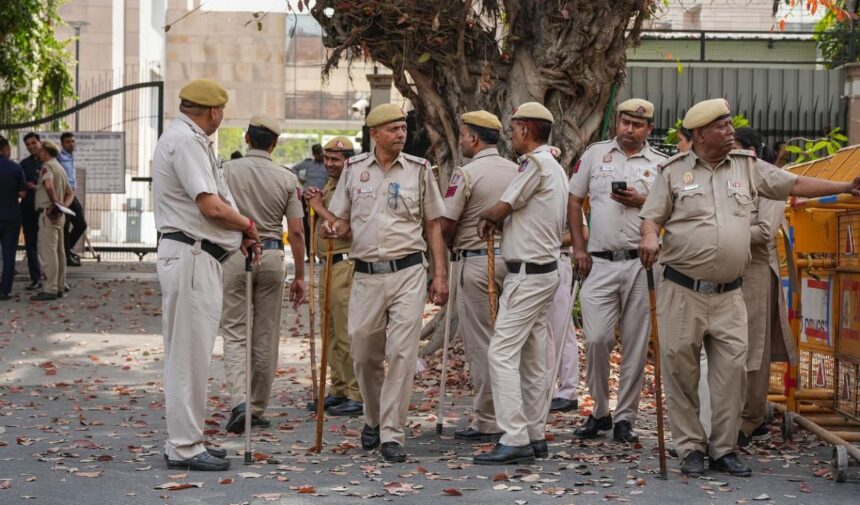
[845,63,860,146]
[366,72,394,110]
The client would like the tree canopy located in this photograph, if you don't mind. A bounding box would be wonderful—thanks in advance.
[0,0,74,126]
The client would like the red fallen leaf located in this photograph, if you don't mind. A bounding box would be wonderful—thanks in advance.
[219,478,233,485]
[203,429,220,436]
[253,452,270,461]
[415,466,429,474]
[0,480,10,489]
[442,488,463,496]
[493,472,509,482]
[96,455,113,462]
[16,437,33,446]
[813,468,830,478]
[297,485,315,493]
[800,482,812,493]
[72,439,98,449]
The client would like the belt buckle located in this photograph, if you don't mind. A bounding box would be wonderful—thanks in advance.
[611,250,631,261]
[370,261,393,274]
[697,281,719,294]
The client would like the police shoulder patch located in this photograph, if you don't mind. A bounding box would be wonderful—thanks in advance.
[346,152,371,166]
[729,148,755,158]
[402,152,430,166]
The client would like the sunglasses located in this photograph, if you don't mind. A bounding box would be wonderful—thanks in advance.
[387,182,400,210]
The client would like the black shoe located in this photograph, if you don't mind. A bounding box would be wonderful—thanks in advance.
[751,423,771,442]
[681,450,706,477]
[473,443,536,465]
[327,399,363,417]
[737,430,751,448]
[252,416,270,428]
[225,403,247,434]
[163,446,227,461]
[0,294,10,301]
[454,428,503,442]
[531,439,549,459]
[710,452,751,477]
[56,291,63,299]
[573,414,612,438]
[66,256,81,267]
[380,442,407,462]
[613,420,639,443]
[549,397,578,413]
[361,424,380,450]
[30,292,57,301]
[307,395,347,411]
[25,281,42,291]
[64,283,71,292]
[165,451,231,471]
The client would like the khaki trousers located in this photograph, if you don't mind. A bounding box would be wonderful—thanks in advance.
[489,267,559,447]
[456,254,507,433]
[349,263,426,446]
[321,259,360,402]
[658,279,748,460]
[221,249,286,417]
[38,213,65,294]
[157,239,224,461]
[580,257,650,423]
[547,257,579,400]
[741,274,777,435]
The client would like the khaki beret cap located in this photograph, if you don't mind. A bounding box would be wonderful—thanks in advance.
[682,98,731,129]
[461,110,502,131]
[41,140,59,157]
[248,114,281,135]
[324,136,354,152]
[179,78,229,107]
[618,98,654,119]
[512,102,554,124]
[366,104,407,128]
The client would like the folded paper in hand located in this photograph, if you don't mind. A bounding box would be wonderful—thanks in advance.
[54,203,76,217]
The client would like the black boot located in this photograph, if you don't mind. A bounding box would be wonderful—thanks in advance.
[573,414,612,438]
[473,443,535,465]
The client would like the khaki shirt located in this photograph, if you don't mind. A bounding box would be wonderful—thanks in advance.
[640,149,797,283]
[569,139,666,252]
[316,177,351,256]
[328,150,445,262]
[34,158,70,210]
[499,145,568,264]
[152,113,242,252]
[442,147,519,251]
[223,149,303,242]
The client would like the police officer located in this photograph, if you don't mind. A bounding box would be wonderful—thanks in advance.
[221,114,306,434]
[304,136,364,416]
[568,99,666,442]
[323,104,449,463]
[439,110,518,441]
[153,79,261,471]
[640,98,860,477]
[473,102,567,465]
[30,141,73,302]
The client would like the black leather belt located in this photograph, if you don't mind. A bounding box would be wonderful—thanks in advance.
[505,260,558,275]
[332,253,348,265]
[160,231,230,263]
[261,239,283,250]
[354,251,423,275]
[591,249,639,261]
[664,265,742,294]
[458,247,501,260]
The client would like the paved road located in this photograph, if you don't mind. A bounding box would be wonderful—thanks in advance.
[0,262,857,504]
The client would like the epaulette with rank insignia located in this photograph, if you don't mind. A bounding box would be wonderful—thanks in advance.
[648,146,669,160]
[729,149,755,157]
[281,164,295,175]
[401,153,430,166]
[658,150,692,173]
[346,152,371,166]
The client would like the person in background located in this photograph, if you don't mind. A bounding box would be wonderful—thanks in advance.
[293,144,327,262]
[19,133,43,291]
[31,141,73,302]
[57,132,87,266]
[773,140,789,168]
[677,127,692,154]
[0,135,27,301]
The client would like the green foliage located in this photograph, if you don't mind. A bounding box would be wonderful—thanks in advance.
[663,114,749,145]
[0,1,75,124]
[813,4,859,68]
[783,127,848,164]
[218,128,359,166]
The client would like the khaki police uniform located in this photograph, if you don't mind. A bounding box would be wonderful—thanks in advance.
[442,146,518,433]
[489,144,567,447]
[569,138,666,424]
[153,111,242,461]
[316,176,361,403]
[640,148,797,461]
[34,157,71,295]
[740,195,794,435]
[328,150,445,447]
[220,148,304,417]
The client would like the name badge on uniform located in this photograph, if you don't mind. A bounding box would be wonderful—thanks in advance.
[600,166,615,172]
[682,184,700,191]
[356,187,373,196]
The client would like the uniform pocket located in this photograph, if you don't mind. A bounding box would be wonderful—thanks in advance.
[591,172,613,193]
[728,187,754,217]
[397,189,420,221]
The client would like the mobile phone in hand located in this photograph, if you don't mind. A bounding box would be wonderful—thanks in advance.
[611,181,627,194]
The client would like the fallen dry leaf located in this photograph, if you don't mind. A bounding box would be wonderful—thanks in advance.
[77,472,102,478]
[253,493,282,501]
[297,485,316,494]
[443,488,463,496]
[153,482,204,491]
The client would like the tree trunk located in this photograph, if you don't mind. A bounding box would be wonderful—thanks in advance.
[420,304,460,358]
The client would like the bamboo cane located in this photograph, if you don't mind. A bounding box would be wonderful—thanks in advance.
[313,239,334,452]
[435,256,456,435]
[307,209,318,405]
[487,235,498,324]
[646,268,667,479]
[243,251,254,464]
